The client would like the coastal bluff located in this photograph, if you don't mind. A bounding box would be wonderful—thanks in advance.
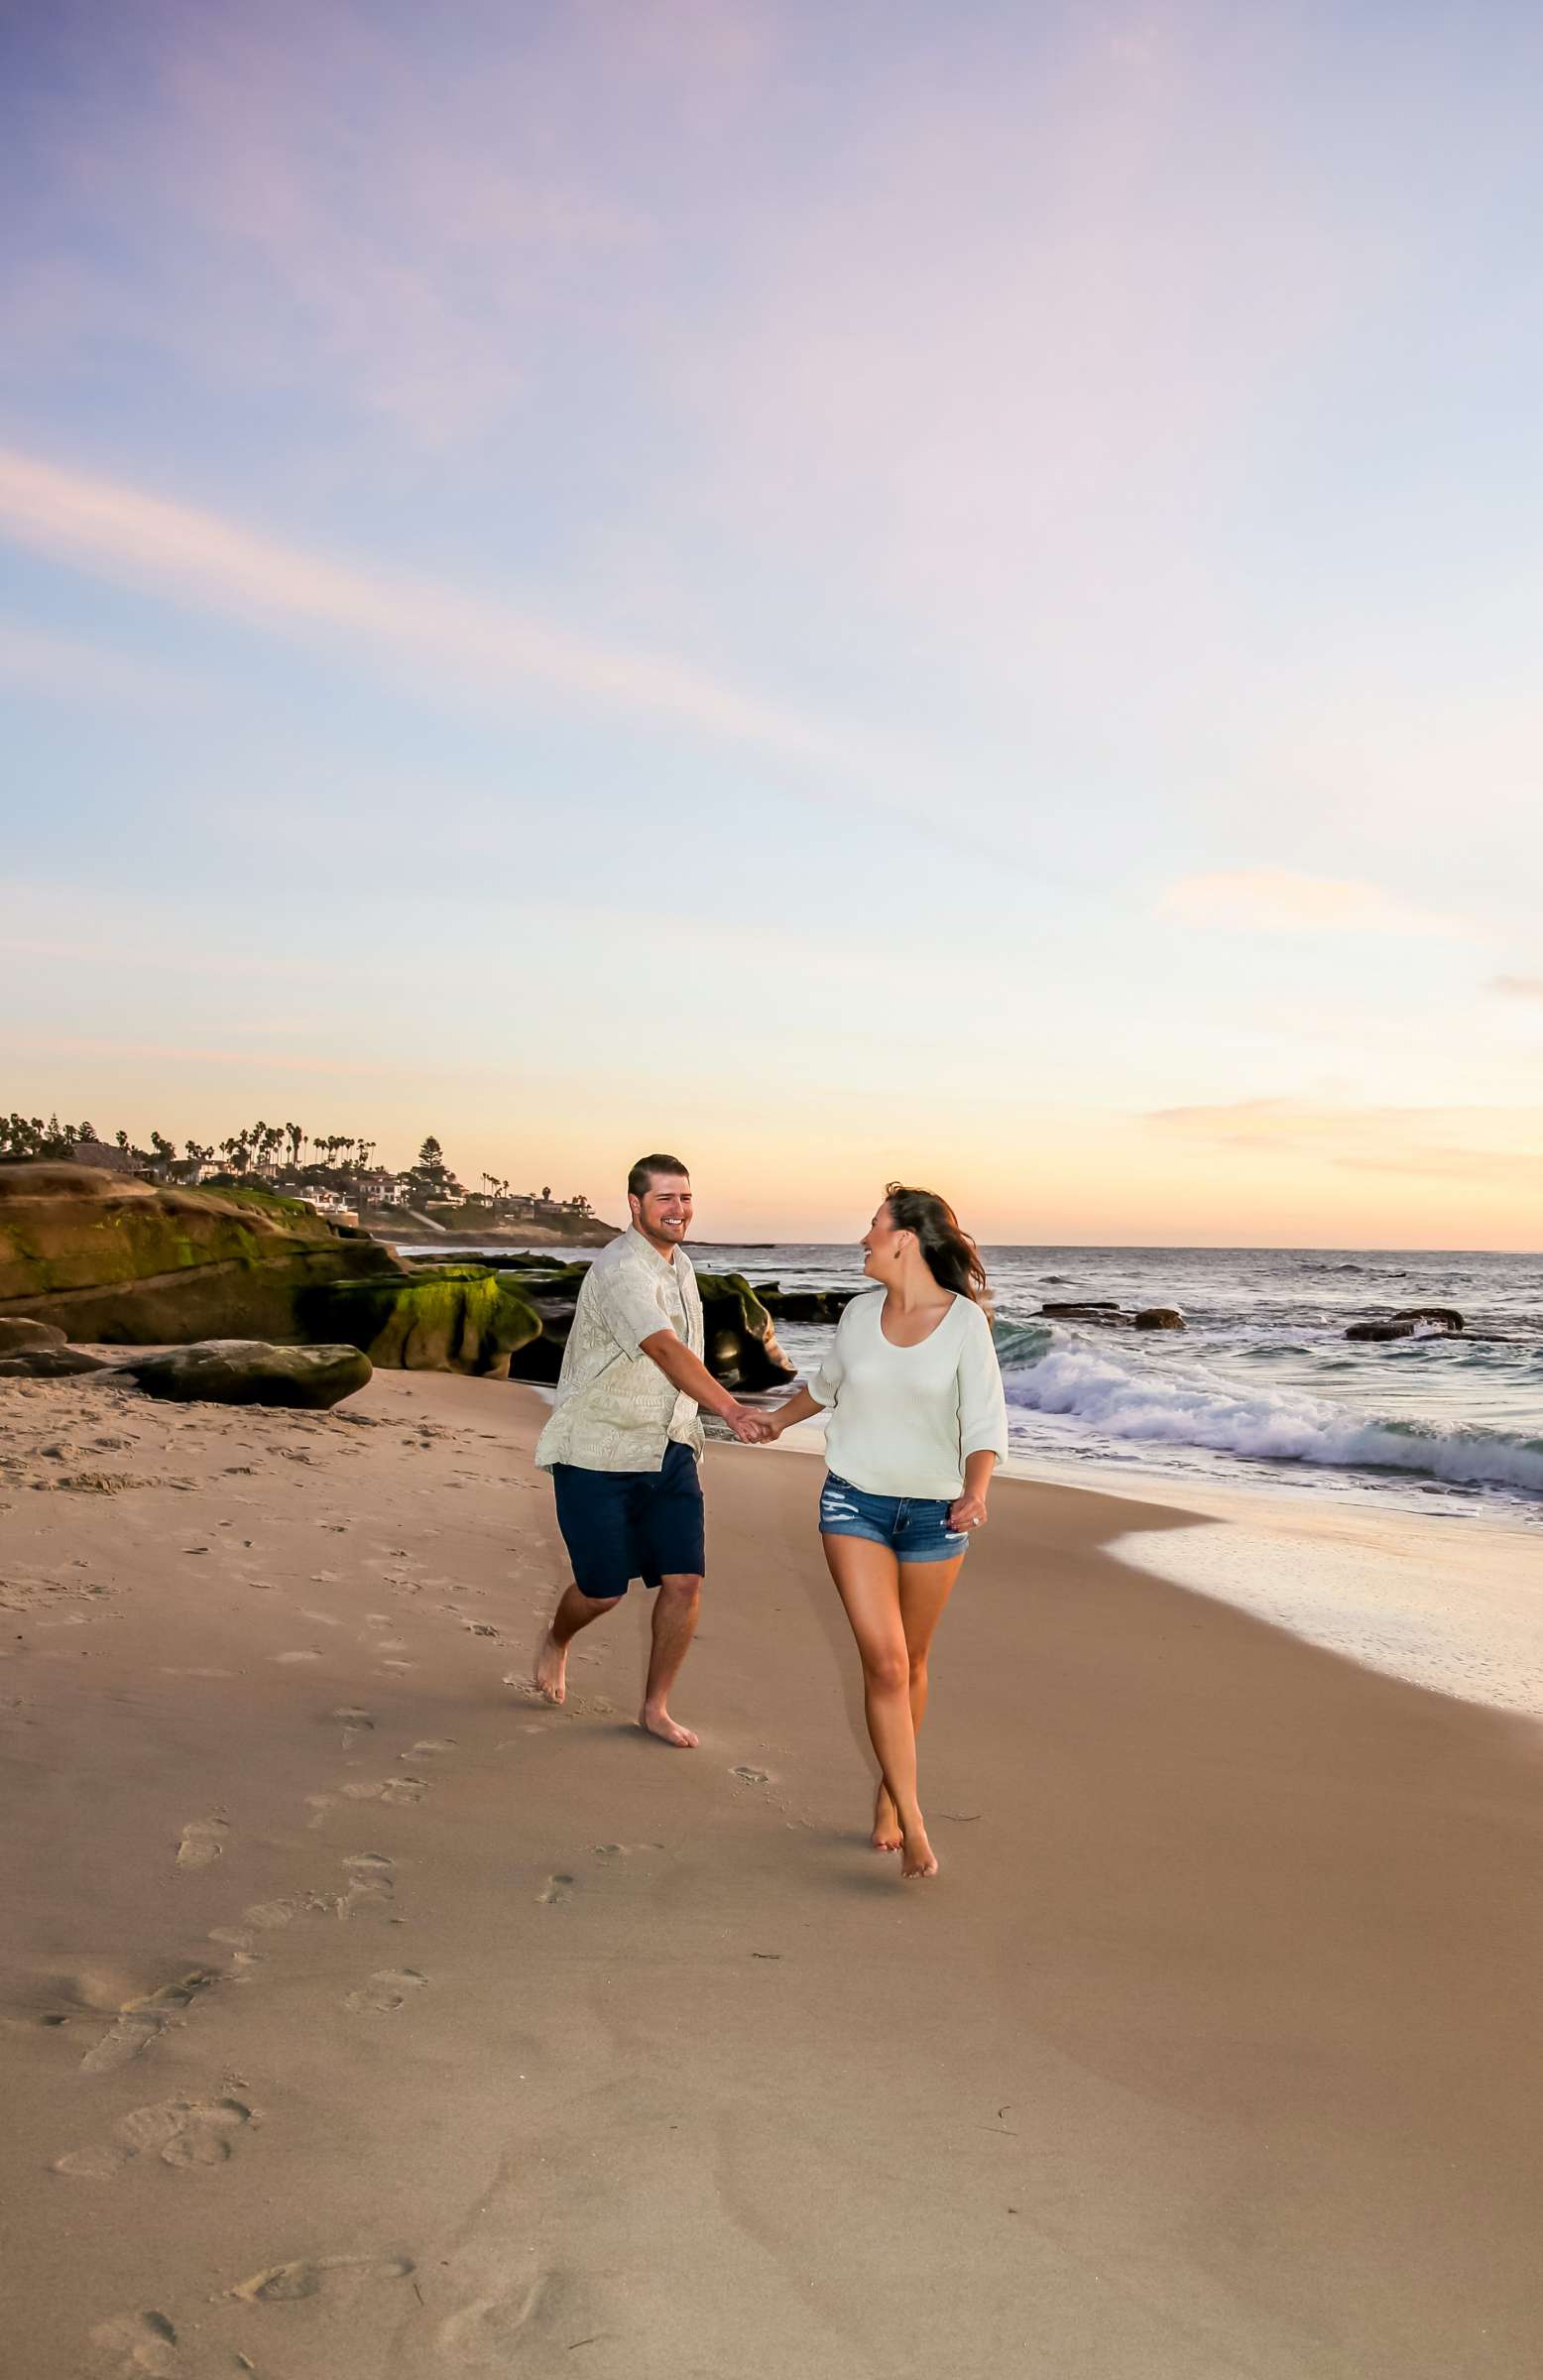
[0,1166,796,1390]
[0,1163,406,1344]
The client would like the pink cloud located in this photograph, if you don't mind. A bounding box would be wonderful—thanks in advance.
[0,445,847,756]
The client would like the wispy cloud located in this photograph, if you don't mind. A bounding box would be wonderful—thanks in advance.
[1492,974,1543,1002]
[0,446,847,758]
[1158,870,1476,938]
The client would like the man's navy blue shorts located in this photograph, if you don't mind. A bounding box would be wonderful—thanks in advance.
[551,1442,705,1602]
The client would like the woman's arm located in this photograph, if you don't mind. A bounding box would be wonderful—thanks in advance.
[949,1448,997,1532]
[763,1383,826,1438]
[765,1309,849,1439]
[951,1307,1009,1530]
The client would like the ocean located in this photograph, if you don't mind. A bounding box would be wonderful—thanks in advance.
[694,1242,1543,1526]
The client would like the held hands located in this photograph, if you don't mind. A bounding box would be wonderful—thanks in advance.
[725,1403,776,1445]
[948,1489,989,1533]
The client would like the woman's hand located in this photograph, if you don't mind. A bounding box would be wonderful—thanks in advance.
[948,1489,989,1533]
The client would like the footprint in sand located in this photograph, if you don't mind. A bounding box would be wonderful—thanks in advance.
[343,1966,426,2014]
[176,1820,230,1870]
[337,1852,396,1917]
[79,1972,218,2075]
[403,1738,456,1758]
[273,1650,321,1665]
[341,1776,427,1807]
[57,2095,255,2179]
[228,2251,415,2304]
[731,1765,772,1786]
[241,1893,329,1931]
[436,2270,580,2367]
[85,2308,181,2376]
[536,1875,574,1906]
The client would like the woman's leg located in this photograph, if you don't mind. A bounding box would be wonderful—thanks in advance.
[822,1535,938,1879]
[873,1556,965,1852]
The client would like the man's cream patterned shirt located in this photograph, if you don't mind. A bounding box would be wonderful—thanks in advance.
[534,1226,705,1473]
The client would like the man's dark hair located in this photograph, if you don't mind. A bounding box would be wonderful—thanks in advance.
[628,1153,690,1202]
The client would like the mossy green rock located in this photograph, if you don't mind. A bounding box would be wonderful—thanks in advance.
[0,1163,405,1344]
[696,1271,795,1389]
[300,1271,542,1375]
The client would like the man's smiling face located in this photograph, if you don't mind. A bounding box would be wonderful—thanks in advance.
[631,1172,692,1253]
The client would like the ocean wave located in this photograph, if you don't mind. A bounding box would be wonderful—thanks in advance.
[1001,1341,1543,1495]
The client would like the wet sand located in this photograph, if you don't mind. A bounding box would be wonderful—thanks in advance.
[2,1369,1540,2379]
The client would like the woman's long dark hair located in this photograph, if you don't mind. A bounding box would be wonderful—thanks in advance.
[884,1182,992,1316]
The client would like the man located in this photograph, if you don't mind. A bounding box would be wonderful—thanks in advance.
[531,1154,769,1747]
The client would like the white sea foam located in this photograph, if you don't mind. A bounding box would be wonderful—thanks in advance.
[1002,1339,1543,1496]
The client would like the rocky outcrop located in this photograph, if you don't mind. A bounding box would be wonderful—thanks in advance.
[753,1285,857,1325]
[697,1273,796,1389]
[1346,1307,1465,1343]
[0,1316,66,1353]
[498,1263,796,1390]
[298,1270,543,1376]
[1039,1300,1186,1331]
[0,1345,112,1378]
[0,1164,406,1345]
[119,1341,373,1408]
[501,1266,591,1384]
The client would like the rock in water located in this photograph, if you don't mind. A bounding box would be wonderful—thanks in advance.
[754,1286,857,1325]
[1040,1301,1123,1318]
[1133,1307,1186,1331]
[120,1341,373,1409]
[1391,1306,1465,1332]
[0,1316,67,1354]
[0,1346,111,1377]
[1346,1320,1418,1342]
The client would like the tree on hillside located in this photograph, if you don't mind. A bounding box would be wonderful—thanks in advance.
[1,1113,104,1158]
[285,1121,305,1167]
[413,1135,457,1193]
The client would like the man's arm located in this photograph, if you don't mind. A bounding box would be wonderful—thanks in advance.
[639,1328,771,1444]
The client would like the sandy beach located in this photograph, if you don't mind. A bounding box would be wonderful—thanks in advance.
[3,1368,1540,2380]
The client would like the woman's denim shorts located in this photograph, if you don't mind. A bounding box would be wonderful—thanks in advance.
[818,1472,969,1565]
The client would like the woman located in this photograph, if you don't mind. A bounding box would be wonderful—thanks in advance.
[762,1184,1009,1880]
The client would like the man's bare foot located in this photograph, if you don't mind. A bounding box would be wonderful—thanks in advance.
[900,1823,939,1881]
[533,1629,567,1706]
[640,1702,698,1748]
[872,1784,902,1853]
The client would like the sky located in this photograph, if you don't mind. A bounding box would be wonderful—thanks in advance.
[2,0,1540,1248]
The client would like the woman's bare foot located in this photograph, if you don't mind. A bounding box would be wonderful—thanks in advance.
[900,1823,938,1881]
[533,1630,567,1705]
[872,1783,902,1853]
[640,1702,698,1749]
